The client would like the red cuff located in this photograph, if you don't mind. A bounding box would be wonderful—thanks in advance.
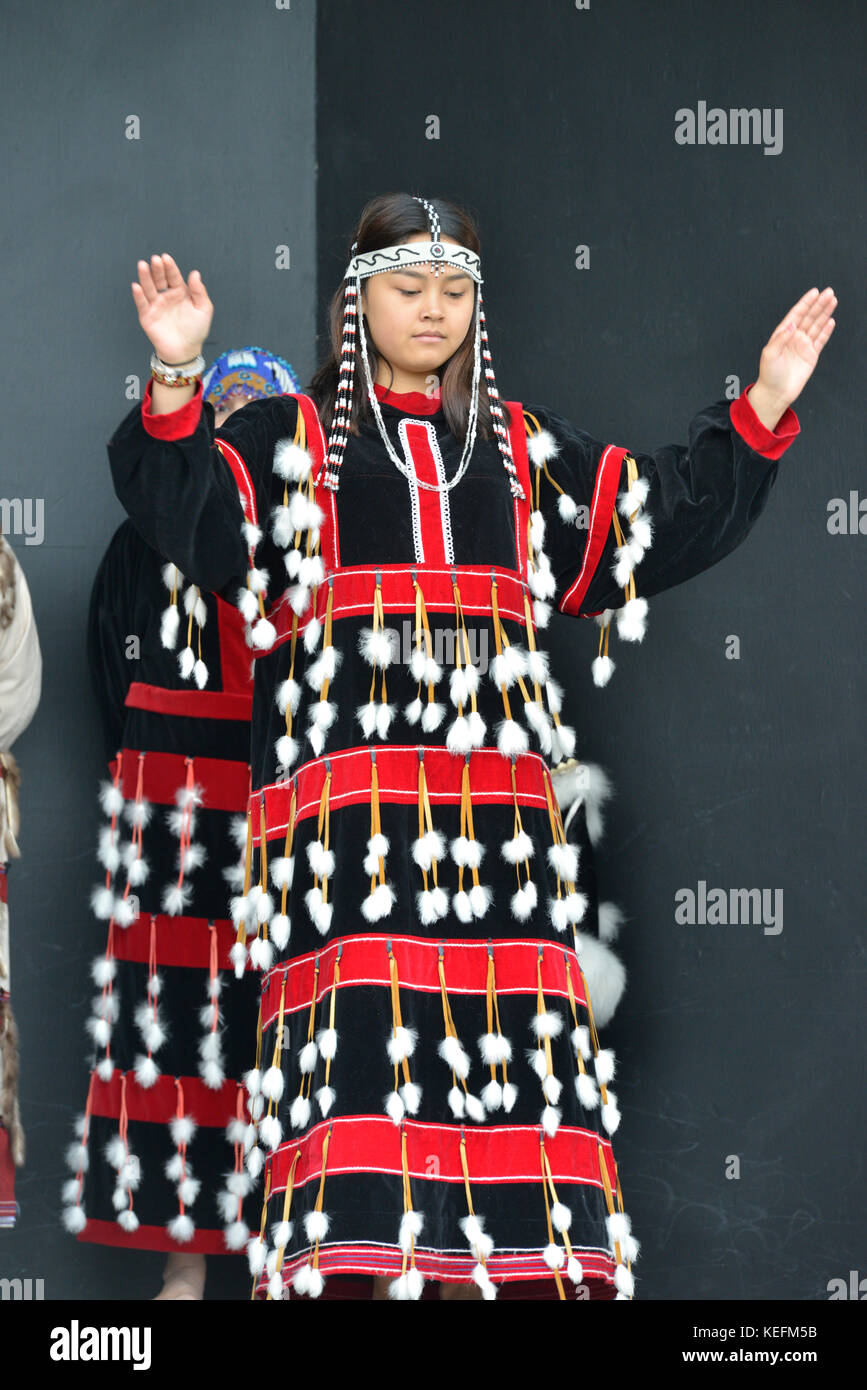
[729,381,800,461]
[142,376,204,440]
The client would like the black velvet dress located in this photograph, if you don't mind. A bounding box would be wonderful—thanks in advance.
[102,373,799,1298]
[63,516,261,1255]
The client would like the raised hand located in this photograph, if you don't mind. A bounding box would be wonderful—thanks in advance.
[755,286,836,409]
[131,253,214,364]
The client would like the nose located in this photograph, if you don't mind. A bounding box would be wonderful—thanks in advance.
[420,291,445,320]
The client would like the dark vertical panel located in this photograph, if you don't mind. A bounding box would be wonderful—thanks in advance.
[0,0,315,1297]
[316,0,865,1300]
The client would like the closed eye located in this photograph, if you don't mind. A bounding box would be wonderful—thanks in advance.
[398,289,465,298]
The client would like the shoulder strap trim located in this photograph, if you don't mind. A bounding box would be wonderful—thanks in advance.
[292,393,339,571]
[504,401,531,579]
[559,444,629,616]
[215,436,258,528]
[294,393,329,482]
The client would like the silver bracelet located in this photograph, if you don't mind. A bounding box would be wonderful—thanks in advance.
[150,350,206,383]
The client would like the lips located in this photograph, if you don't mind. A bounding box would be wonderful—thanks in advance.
[414,333,445,340]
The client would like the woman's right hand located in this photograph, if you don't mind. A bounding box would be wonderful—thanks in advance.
[131,253,214,364]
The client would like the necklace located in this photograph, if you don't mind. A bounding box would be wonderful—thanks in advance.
[357,297,482,494]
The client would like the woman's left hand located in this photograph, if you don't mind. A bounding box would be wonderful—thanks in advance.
[755,286,837,409]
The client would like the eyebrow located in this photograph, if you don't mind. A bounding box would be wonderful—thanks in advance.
[392,268,472,283]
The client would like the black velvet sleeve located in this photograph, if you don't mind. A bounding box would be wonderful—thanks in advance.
[86,520,145,763]
[106,389,301,606]
[523,397,787,617]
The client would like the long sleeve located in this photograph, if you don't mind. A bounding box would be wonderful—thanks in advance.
[523,382,800,619]
[106,379,300,605]
[86,521,144,762]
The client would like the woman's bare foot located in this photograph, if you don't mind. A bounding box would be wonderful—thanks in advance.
[153,1251,207,1300]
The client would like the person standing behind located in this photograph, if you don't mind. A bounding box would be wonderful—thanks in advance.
[62,350,301,1299]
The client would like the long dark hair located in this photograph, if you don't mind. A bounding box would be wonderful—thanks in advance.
[307,192,511,443]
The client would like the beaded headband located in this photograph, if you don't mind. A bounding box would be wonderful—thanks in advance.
[344,240,482,284]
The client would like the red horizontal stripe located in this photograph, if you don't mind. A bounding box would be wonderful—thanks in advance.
[257,564,533,656]
[88,1072,244,1127]
[254,745,555,842]
[125,681,253,721]
[264,1115,619,1193]
[77,1217,237,1256]
[256,1246,617,1294]
[108,748,251,812]
[109,913,248,971]
[259,934,588,1025]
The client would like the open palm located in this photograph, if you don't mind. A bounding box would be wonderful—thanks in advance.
[758,286,836,405]
[131,253,214,364]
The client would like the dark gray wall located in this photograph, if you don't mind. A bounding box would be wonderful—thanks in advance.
[0,0,316,1299]
[314,0,864,1300]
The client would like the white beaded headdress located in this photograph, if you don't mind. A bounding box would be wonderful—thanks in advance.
[322,195,524,500]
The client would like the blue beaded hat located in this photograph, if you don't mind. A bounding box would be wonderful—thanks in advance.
[202,347,300,409]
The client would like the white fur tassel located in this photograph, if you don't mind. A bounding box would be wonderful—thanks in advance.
[615,596,648,642]
[496,718,528,760]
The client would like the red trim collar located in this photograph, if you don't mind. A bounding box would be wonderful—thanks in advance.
[373,381,442,415]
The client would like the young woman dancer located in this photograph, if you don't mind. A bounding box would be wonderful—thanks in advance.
[105,192,833,1300]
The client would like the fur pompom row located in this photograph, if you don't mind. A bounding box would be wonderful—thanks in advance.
[159,562,210,690]
[356,573,398,743]
[382,445,577,771]
[404,572,446,736]
[522,415,562,638]
[598,1131,640,1297]
[458,1194,497,1297]
[161,763,205,920]
[269,422,335,775]
[88,752,171,1088]
[592,455,653,687]
[88,755,130,1084]
[241,940,632,1295]
[218,1084,254,1253]
[67,1091,196,1244]
[524,942,637,1292]
[384,942,423,1129]
[230,776,296,987]
[163,1086,200,1243]
[249,1111,335,1299]
[521,413,583,747]
[230,771,298,1193]
[61,1073,145,1237]
[523,413,652,692]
